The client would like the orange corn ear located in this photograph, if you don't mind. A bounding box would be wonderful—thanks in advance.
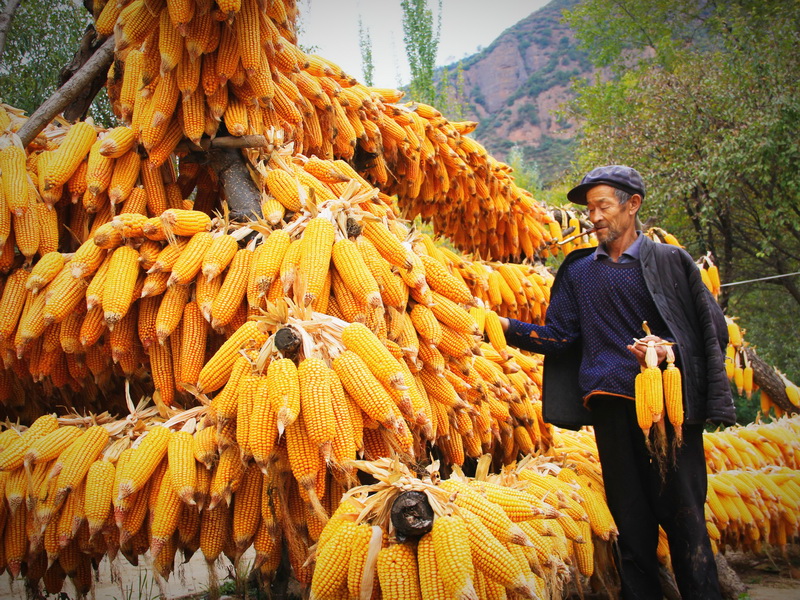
[85,140,114,198]
[26,252,65,294]
[168,231,213,287]
[43,269,89,325]
[210,247,252,330]
[179,300,207,385]
[252,229,291,299]
[264,169,303,212]
[13,195,39,260]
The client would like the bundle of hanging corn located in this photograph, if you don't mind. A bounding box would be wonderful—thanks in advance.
[87,0,558,260]
[0,116,556,467]
[307,455,621,600]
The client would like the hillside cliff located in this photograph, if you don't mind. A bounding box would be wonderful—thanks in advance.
[443,0,591,183]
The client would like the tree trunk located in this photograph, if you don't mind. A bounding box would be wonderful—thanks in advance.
[715,553,748,600]
[207,146,262,223]
[16,35,115,148]
[0,0,22,61]
[745,346,797,414]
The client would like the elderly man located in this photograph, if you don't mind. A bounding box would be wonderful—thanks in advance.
[500,165,735,599]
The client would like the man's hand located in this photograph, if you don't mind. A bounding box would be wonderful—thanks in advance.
[627,335,667,368]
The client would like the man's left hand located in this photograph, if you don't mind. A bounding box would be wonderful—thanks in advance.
[627,335,668,368]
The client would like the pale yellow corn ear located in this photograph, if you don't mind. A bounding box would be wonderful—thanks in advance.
[202,234,239,282]
[23,425,82,469]
[0,144,28,217]
[297,357,336,460]
[0,414,59,471]
[54,424,110,501]
[268,357,301,435]
[431,515,478,600]
[663,346,683,442]
[197,321,266,394]
[84,458,115,539]
[44,121,96,190]
[376,542,422,600]
[116,426,171,501]
[297,216,335,306]
[103,245,141,329]
[168,430,197,505]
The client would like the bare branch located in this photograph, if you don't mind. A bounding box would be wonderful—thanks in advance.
[175,135,269,153]
[0,0,22,61]
[17,35,114,147]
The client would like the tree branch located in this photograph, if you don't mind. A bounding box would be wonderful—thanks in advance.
[0,0,22,62]
[16,35,114,148]
[745,346,798,415]
[175,134,269,154]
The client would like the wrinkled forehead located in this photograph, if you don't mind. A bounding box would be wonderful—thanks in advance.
[585,184,620,205]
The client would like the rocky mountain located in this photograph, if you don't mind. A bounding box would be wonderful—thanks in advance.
[441,0,592,184]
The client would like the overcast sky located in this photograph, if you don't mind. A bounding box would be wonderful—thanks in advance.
[297,0,551,89]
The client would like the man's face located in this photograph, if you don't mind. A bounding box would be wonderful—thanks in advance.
[585,184,640,245]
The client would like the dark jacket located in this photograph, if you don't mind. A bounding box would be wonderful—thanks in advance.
[518,236,736,430]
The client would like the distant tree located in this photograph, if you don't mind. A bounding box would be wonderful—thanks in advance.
[565,0,800,308]
[437,60,467,120]
[0,0,115,125]
[507,144,542,193]
[564,0,800,380]
[358,15,374,87]
[400,0,442,105]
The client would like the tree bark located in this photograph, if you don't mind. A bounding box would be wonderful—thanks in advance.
[745,346,797,415]
[207,146,262,222]
[715,553,748,600]
[176,134,269,154]
[16,35,115,148]
[0,0,22,62]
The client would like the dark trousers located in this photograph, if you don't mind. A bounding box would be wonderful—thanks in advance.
[589,395,721,600]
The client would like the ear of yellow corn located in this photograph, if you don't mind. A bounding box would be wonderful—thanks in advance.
[116,426,171,502]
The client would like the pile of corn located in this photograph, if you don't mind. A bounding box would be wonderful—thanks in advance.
[88,0,557,259]
[308,455,617,600]
[549,417,800,566]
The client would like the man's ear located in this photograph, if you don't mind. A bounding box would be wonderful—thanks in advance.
[629,193,642,215]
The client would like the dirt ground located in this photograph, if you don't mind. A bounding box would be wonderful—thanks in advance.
[724,550,800,600]
[0,547,797,599]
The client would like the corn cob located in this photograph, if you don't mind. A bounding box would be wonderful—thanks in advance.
[116,426,171,501]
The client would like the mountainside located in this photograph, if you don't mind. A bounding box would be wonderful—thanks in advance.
[442,0,591,184]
